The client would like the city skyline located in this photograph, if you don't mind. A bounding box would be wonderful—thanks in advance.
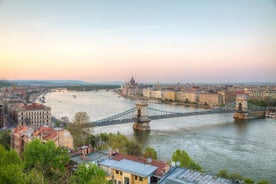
[1,0,275,83]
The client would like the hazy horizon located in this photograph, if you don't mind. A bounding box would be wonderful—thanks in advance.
[1,0,275,83]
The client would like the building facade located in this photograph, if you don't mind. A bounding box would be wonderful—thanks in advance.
[142,88,151,99]
[150,90,163,100]
[198,93,223,107]
[11,125,73,157]
[162,91,175,101]
[175,92,197,103]
[122,77,142,97]
[15,103,52,127]
[217,90,236,105]
[99,153,170,184]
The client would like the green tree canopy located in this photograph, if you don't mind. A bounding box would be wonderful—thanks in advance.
[244,177,254,184]
[73,112,90,125]
[126,141,142,156]
[217,169,229,178]
[0,145,26,184]
[144,147,157,159]
[171,149,203,172]
[257,179,270,184]
[69,163,108,184]
[66,123,89,146]
[0,129,11,150]
[107,132,129,153]
[23,139,70,179]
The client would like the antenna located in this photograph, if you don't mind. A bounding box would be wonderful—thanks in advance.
[171,161,175,167]
[147,158,152,164]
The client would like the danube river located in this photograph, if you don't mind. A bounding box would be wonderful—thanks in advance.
[43,91,276,183]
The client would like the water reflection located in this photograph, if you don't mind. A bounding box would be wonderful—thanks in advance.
[132,129,150,146]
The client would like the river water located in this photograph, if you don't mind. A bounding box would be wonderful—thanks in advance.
[43,91,276,183]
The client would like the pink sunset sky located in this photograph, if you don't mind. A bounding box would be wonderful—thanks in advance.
[0,0,275,83]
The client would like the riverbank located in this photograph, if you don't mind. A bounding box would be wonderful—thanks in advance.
[115,91,211,109]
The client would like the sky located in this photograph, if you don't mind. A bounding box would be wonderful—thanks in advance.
[0,0,275,83]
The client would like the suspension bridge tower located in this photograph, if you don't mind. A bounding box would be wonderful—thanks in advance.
[233,94,249,119]
[236,94,248,111]
[133,101,150,131]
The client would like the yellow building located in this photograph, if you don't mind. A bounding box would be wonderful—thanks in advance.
[150,90,163,99]
[99,153,169,184]
[198,93,223,107]
[142,88,151,99]
[162,91,175,101]
[175,92,197,103]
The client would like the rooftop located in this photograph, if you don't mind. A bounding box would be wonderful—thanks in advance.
[111,153,168,177]
[71,152,107,164]
[100,159,158,178]
[160,167,232,184]
[17,103,49,110]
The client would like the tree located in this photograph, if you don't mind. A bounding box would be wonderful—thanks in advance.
[61,116,70,124]
[26,169,49,184]
[66,123,89,146]
[73,112,90,125]
[257,179,270,184]
[229,172,243,180]
[126,141,142,156]
[217,169,229,179]
[244,177,254,184]
[0,145,27,184]
[171,149,203,172]
[23,139,70,180]
[144,147,157,159]
[0,129,11,150]
[86,134,100,148]
[107,132,129,153]
[69,163,108,184]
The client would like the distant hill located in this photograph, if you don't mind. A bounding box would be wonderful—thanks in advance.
[10,80,124,86]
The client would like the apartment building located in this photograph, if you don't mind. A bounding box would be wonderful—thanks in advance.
[217,90,236,105]
[11,125,73,157]
[198,93,223,107]
[162,91,175,101]
[15,103,52,127]
[150,90,163,99]
[99,152,170,184]
[175,92,197,103]
[142,88,151,99]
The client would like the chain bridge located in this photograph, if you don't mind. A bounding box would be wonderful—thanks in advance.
[84,98,269,131]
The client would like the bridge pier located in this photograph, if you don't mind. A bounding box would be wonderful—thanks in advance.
[233,94,249,120]
[133,101,150,131]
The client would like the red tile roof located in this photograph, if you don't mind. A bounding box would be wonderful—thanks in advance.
[33,126,57,140]
[17,103,47,110]
[111,153,168,177]
[234,91,245,95]
[23,103,46,110]
[13,126,28,133]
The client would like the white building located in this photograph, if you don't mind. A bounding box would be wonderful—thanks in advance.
[15,103,52,127]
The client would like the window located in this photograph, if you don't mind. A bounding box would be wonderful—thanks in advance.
[139,177,143,181]
[124,177,129,184]
[135,176,138,180]
[120,171,122,175]
[115,170,119,174]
